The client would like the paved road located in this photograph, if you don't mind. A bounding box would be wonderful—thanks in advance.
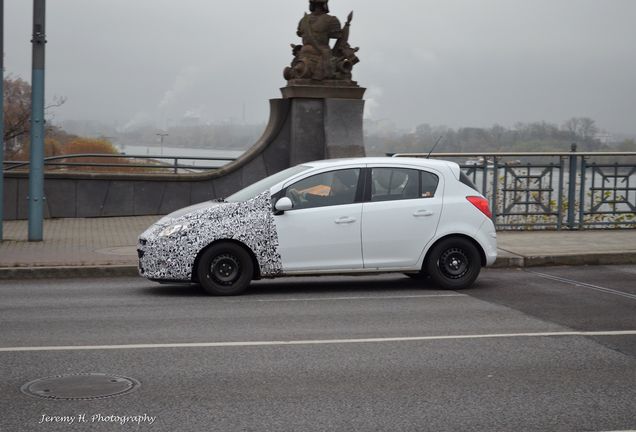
[0,266,634,431]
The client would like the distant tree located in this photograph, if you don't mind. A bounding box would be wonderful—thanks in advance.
[617,139,636,152]
[562,117,598,141]
[45,138,63,157]
[578,117,599,141]
[62,138,119,155]
[414,123,432,139]
[3,77,31,157]
[3,76,66,159]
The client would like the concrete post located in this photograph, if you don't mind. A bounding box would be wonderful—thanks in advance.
[28,0,46,241]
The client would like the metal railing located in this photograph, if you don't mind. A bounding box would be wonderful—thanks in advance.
[3,153,238,174]
[4,149,635,230]
[393,148,636,230]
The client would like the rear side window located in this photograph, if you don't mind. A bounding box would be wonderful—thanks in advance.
[371,168,419,202]
[459,172,479,193]
[421,171,439,198]
[370,168,440,201]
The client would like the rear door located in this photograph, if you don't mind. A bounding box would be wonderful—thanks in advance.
[361,165,444,269]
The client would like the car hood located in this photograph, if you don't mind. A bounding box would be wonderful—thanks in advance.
[156,200,225,226]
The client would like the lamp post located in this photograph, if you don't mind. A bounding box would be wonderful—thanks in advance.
[156,132,168,156]
[28,0,46,241]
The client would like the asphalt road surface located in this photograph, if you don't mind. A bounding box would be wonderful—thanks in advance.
[0,266,635,432]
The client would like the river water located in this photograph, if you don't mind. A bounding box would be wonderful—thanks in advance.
[118,145,245,168]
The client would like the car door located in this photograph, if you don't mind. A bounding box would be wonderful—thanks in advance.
[362,166,444,269]
[274,168,363,272]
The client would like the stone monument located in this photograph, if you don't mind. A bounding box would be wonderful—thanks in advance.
[281,0,366,161]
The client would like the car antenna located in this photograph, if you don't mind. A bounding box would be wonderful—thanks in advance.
[427,135,445,159]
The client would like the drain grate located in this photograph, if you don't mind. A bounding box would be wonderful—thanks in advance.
[21,373,140,401]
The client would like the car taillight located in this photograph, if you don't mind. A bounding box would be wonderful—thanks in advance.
[466,196,492,219]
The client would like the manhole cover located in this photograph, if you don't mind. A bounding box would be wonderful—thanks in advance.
[21,373,140,400]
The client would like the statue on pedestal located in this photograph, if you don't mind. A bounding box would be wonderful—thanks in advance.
[284,0,360,87]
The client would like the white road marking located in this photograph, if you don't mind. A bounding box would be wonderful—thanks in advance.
[526,270,636,301]
[225,294,466,303]
[1,330,634,353]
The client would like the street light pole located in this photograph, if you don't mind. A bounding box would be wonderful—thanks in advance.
[156,133,168,156]
[28,0,46,241]
[0,0,5,241]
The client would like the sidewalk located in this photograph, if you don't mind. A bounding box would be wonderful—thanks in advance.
[1,216,635,279]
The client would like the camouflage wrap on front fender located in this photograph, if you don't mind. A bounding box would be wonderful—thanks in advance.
[138,192,283,281]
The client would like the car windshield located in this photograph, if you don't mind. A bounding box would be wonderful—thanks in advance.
[225,165,311,203]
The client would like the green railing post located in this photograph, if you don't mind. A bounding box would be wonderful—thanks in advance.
[491,156,498,225]
[557,156,565,230]
[567,144,578,229]
[578,157,587,229]
[28,0,46,241]
[0,0,4,241]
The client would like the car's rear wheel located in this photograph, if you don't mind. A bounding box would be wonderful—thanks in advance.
[426,237,481,290]
[197,242,253,296]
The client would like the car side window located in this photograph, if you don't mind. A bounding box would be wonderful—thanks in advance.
[421,171,440,198]
[285,169,360,210]
[371,168,419,202]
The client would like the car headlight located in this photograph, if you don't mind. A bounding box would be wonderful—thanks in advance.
[158,223,189,238]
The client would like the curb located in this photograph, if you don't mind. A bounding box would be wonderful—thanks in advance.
[1,252,635,280]
[0,265,139,280]
[491,252,636,269]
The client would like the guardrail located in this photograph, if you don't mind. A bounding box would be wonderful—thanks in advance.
[392,148,636,230]
[3,153,238,174]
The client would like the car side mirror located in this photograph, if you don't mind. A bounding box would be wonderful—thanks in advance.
[274,197,293,214]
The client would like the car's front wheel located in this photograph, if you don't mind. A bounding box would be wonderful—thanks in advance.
[197,242,254,296]
[426,237,481,290]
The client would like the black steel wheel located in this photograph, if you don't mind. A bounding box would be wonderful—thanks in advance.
[197,242,254,296]
[426,237,481,290]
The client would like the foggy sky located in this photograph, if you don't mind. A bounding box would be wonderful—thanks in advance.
[4,0,636,134]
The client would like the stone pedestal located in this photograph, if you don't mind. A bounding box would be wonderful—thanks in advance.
[285,97,366,165]
[281,84,366,100]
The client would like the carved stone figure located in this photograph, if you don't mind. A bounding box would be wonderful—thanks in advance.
[284,0,360,85]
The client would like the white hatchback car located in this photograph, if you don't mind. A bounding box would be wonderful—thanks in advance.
[138,157,497,295]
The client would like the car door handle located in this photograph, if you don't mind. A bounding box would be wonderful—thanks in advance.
[413,210,434,217]
[334,216,357,224]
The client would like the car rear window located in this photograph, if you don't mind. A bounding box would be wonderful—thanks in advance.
[460,172,479,192]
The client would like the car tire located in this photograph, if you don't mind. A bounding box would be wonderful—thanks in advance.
[197,242,254,296]
[426,237,481,290]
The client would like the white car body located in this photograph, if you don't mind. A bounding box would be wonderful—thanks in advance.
[138,157,497,294]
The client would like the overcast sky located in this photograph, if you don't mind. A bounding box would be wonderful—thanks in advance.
[4,0,636,134]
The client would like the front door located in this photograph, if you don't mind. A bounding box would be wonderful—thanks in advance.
[274,168,363,272]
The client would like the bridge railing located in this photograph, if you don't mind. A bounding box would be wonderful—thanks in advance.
[392,149,636,230]
[2,153,238,174]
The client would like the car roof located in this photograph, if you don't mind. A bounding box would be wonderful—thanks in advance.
[303,157,457,171]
